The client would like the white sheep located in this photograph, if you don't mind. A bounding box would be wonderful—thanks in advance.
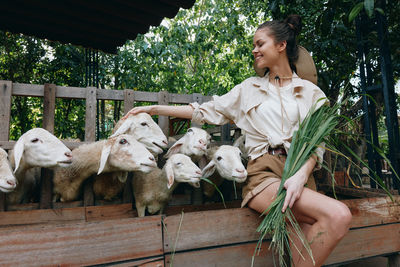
[7,128,73,204]
[93,113,168,200]
[53,134,156,202]
[133,153,202,217]
[165,127,211,160]
[0,148,17,193]
[201,145,247,198]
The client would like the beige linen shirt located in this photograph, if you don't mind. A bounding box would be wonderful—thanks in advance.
[190,72,326,167]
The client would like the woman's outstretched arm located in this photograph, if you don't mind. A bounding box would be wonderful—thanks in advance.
[122,105,194,120]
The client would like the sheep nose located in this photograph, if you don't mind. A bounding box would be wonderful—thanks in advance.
[65,152,72,158]
[236,168,245,173]
[149,156,155,162]
[196,170,202,175]
[199,139,205,145]
[7,180,16,187]
[162,140,168,145]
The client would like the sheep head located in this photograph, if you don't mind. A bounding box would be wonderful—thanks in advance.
[98,134,157,175]
[0,148,17,193]
[111,113,168,155]
[165,127,211,158]
[13,128,72,172]
[202,145,247,183]
[163,154,202,189]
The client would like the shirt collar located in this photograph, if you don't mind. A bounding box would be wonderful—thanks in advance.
[251,72,305,97]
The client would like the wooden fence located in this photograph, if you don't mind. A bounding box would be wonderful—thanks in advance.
[0,80,240,212]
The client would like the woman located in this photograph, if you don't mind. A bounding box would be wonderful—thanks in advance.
[124,14,352,267]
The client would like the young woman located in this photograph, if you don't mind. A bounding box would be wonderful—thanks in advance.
[124,14,352,267]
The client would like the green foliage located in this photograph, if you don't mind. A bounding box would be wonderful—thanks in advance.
[0,0,399,141]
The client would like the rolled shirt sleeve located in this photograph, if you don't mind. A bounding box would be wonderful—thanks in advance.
[190,83,242,126]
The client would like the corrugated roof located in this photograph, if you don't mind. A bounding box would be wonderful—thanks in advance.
[1,0,196,53]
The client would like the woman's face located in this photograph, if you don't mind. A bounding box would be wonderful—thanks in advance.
[252,28,282,69]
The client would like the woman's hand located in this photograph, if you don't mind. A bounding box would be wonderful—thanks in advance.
[281,170,308,213]
[281,155,317,213]
[122,105,157,120]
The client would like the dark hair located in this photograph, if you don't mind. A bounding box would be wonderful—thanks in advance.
[257,14,302,72]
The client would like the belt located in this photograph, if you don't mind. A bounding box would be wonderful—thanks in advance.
[267,146,287,156]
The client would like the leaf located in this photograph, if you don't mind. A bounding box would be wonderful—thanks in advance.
[349,2,364,22]
[364,0,374,18]
[375,7,385,15]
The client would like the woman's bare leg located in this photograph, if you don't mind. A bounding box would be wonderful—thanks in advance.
[248,182,352,267]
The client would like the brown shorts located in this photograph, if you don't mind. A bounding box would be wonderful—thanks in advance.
[241,153,316,207]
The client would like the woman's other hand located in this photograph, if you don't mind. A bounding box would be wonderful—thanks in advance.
[122,105,156,120]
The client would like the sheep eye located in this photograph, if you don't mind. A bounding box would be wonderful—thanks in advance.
[119,139,128,145]
[175,162,182,166]
[31,138,39,143]
[217,156,222,161]
[141,122,147,126]
[187,128,193,133]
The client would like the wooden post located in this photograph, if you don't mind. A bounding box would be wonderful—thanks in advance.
[123,90,135,204]
[40,84,56,209]
[221,124,231,143]
[0,81,12,211]
[123,89,135,115]
[83,87,97,207]
[191,93,204,205]
[157,90,169,135]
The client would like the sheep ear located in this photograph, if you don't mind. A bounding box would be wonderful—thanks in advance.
[202,160,216,178]
[165,161,175,189]
[13,138,25,173]
[98,143,112,175]
[164,138,184,158]
[110,118,132,138]
[189,182,200,188]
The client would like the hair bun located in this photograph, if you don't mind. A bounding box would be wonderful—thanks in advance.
[284,14,302,36]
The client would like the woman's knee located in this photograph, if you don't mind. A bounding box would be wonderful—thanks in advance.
[326,202,352,239]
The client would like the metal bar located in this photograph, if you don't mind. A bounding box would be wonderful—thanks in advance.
[356,17,377,188]
[376,7,400,192]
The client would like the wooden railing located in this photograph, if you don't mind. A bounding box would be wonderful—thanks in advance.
[0,80,239,211]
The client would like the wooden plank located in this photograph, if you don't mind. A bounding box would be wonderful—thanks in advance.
[165,242,275,267]
[85,203,135,222]
[40,84,56,209]
[123,89,135,114]
[163,208,262,253]
[0,216,163,266]
[342,196,400,228]
[42,83,56,133]
[0,81,12,141]
[0,141,14,150]
[122,172,134,204]
[107,257,164,267]
[84,87,97,206]
[0,80,12,212]
[325,223,400,265]
[85,87,97,142]
[0,207,86,226]
[163,197,400,253]
[158,90,169,135]
[39,168,53,209]
[319,184,390,198]
[11,83,211,104]
[97,88,124,100]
